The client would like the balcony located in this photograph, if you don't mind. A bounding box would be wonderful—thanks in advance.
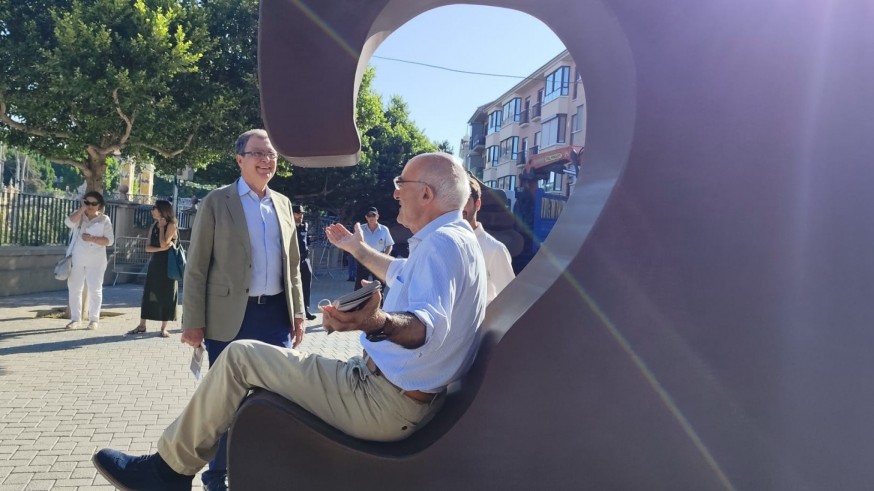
[528,145,539,157]
[520,109,530,125]
[516,153,526,166]
[470,135,486,150]
[531,103,542,121]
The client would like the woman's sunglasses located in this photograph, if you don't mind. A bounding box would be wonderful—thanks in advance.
[83,200,100,206]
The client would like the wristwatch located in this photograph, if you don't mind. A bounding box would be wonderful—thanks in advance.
[365,314,390,342]
[365,328,388,342]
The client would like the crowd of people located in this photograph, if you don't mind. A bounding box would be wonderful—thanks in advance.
[62,129,516,491]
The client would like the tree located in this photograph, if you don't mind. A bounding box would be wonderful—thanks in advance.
[271,68,436,224]
[435,140,454,155]
[0,0,259,192]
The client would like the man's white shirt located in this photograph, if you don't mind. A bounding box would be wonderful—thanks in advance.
[361,223,394,253]
[474,225,515,303]
[363,211,487,393]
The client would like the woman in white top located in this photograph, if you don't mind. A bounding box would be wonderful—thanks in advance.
[64,191,115,330]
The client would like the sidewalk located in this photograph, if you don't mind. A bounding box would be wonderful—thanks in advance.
[0,271,362,490]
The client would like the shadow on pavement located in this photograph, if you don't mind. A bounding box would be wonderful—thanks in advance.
[0,332,151,357]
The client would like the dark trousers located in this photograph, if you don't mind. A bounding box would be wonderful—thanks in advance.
[354,264,377,290]
[201,293,291,486]
[300,258,312,310]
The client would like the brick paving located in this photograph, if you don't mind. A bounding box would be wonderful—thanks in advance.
[0,271,362,490]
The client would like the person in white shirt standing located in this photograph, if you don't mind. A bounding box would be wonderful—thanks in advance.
[64,191,115,330]
[355,206,394,290]
[463,176,515,304]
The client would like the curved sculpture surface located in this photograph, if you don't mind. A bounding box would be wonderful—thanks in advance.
[235,0,874,488]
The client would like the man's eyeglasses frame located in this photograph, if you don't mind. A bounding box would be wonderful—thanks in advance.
[392,176,430,190]
[240,151,278,160]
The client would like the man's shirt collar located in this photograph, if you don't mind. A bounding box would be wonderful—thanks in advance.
[237,178,272,199]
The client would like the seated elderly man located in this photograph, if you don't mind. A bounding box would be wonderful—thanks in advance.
[91,152,488,490]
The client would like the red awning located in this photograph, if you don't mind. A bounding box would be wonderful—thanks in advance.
[523,145,582,178]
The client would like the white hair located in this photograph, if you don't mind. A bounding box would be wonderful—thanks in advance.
[414,152,470,210]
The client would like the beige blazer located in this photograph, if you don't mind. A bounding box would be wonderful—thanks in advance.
[182,180,305,342]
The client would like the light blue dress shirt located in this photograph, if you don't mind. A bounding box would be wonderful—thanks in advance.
[237,179,283,297]
[363,211,487,393]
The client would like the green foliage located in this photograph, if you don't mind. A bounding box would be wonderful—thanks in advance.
[0,0,261,192]
[51,162,84,192]
[270,68,436,224]
[435,140,454,154]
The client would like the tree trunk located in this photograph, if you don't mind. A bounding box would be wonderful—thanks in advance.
[85,155,107,193]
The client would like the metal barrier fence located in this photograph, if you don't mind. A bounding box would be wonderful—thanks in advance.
[0,189,118,246]
[133,205,195,230]
[112,236,191,285]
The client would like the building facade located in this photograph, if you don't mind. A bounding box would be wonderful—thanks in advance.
[461,50,586,209]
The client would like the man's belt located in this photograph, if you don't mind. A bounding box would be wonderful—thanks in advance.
[248,293,282,305]
[364,356,440,404]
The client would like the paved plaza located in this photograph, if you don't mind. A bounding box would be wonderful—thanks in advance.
[0,271,362,490]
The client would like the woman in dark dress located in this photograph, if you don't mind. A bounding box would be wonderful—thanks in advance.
[127,200,178,338]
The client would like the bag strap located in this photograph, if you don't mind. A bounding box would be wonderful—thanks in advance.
[64,220,84,256]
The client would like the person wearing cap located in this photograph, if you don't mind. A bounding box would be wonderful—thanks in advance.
[292,204,317,320]
[176,129,306,491]
[463,176,515,303]
[91,152,487,491]
[355,206,394,290]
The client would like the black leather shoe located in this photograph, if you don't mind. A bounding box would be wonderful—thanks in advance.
[92,449,194,490]
[203,474,229,491]
[305,311,317,320]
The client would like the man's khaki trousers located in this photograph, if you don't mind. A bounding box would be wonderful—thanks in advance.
[157,340,442,475]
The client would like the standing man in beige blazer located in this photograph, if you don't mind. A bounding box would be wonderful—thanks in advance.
[180,129,305,491]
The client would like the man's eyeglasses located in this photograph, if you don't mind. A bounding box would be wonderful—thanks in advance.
[83,200,99,206]
[241,151,278,160]
[393,176,429,190]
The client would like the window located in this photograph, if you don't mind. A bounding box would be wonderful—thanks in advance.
[571,105,585,146]
[488,110,502,134]
[496,175,516,191]
[543,66,570,104]
[521,137,528,163]
[522,97,531,123]
[502,98,521,124]
[542,115,567,147]
[499,136,519,162]
[571,105,585,132]
[573,68,582,99]
[552,172,563,191]
[541,172,563,192]
[486,145,500,167]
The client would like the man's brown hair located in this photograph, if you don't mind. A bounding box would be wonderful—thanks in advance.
[468,175,481,202]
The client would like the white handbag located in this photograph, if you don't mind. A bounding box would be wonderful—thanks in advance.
[54,255,73,280]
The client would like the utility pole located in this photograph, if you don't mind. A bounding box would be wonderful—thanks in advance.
[0,144,5,188]
[172,175,179,214]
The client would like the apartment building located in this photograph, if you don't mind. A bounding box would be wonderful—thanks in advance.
[461,50,585,209]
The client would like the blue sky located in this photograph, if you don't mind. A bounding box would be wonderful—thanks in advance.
[369,5,566,153]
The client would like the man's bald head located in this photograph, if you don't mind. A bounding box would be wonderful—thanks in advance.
[407,152,469,213]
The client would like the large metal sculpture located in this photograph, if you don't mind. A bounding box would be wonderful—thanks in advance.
[230,0,874,488]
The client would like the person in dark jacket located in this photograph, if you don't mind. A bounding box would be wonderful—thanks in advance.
[293,205,317,320]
